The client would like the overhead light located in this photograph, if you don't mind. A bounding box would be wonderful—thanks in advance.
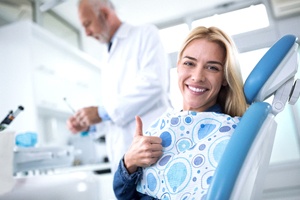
[270,0,300,18]
[39,0,67,12]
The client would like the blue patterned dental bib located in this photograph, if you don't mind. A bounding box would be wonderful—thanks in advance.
[136,110,240,200]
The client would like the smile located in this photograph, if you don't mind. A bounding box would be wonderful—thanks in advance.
[188,85,207,93]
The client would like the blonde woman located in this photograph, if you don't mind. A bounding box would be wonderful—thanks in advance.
[113,26,248,199]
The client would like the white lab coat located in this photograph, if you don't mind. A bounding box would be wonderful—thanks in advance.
[96,23,171,173]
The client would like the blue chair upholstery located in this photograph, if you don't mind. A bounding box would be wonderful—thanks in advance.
[206,34,299,200]
[244,35,297,104]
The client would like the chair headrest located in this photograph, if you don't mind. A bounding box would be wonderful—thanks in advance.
[243,35,298,104]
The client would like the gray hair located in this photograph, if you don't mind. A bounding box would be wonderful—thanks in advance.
[79,0,114,10]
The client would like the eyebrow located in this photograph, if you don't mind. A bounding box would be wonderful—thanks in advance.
[183,56,224,66]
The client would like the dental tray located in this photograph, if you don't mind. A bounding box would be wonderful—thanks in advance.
[13,146,75,174]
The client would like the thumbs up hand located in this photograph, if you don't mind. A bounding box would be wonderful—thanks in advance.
[124,116,163,174]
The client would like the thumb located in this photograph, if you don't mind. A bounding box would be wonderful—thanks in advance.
[135,116,143,137]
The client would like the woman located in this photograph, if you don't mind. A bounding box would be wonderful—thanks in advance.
[113,26,248,199]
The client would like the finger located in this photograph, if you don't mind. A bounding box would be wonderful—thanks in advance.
[151,151,163,159]
[142,157,160,167]
[80,120,87,127]
[67,117,78,129]
[74,110,82,118]
[145,149,162,158]
[135,116,143,137]
[148,136,162,144]
[149,143,163,151]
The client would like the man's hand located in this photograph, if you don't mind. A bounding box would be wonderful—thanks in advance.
[75,106,102,125]
[67,116,88,134]
[66,106,102,134]
[124,116,163,174]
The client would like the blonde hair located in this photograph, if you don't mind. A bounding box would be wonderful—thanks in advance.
[177,26,248,117]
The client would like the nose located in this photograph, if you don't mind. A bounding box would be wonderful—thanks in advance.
[192,67,206,82]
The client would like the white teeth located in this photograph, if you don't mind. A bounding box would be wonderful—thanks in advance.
[188,86,206,92]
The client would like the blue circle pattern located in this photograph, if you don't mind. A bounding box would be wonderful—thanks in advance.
[137,111,240,199]
[160,131,172,148]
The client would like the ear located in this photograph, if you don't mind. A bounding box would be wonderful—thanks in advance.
[99,6,110,20]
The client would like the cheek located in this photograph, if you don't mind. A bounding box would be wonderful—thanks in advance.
[210,75,224,92]
[177,71,185,88]
[177,75,184,91]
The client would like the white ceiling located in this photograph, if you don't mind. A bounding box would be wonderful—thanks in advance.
[52,0,257,29]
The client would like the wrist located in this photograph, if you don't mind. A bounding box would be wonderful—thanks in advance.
[98,106,111,121]
[124,154,138,174]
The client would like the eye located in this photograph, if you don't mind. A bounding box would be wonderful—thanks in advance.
[83,21,91,28]
[183,61,195,67]
[206,65,221,72]
[208,66,219,71]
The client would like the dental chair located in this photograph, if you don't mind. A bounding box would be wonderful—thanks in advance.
[206,34,300,200]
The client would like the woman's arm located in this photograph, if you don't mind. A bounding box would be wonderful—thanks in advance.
[113,158,143,199]
[113,116,163,199]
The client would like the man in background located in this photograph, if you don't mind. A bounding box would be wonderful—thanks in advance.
[67,0,171,173]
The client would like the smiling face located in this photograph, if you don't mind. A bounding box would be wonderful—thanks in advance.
[177,39,227,112]
[78,1,110,43]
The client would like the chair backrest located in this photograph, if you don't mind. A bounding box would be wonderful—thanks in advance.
[205,34,299,200]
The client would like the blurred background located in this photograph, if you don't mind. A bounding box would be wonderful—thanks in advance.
[0,0,299,199]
